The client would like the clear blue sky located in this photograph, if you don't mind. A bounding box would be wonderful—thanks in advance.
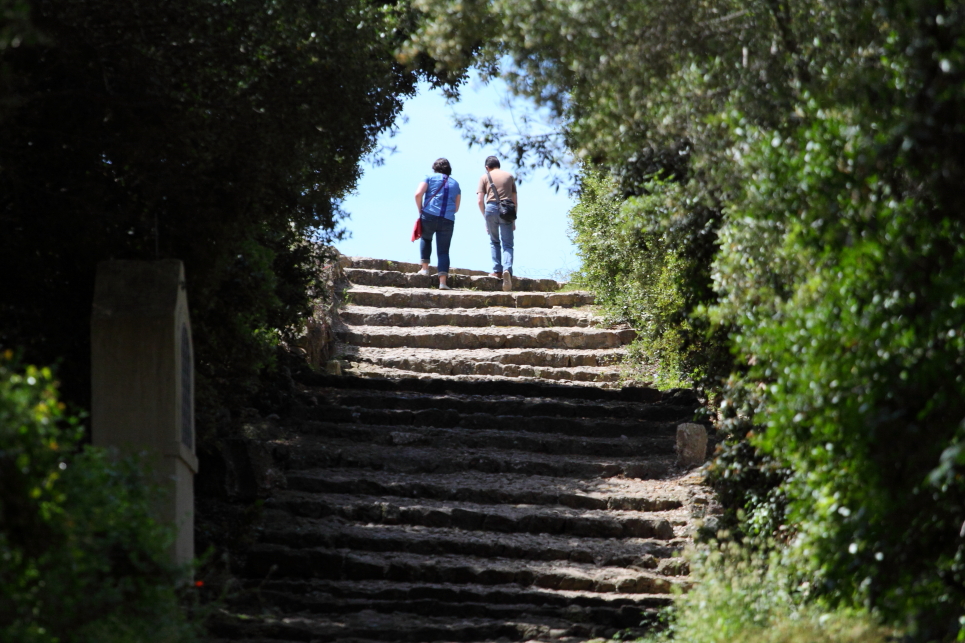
[336,74,579,280]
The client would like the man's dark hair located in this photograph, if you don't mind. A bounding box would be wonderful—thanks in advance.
[484,156,500,169]
[432,158,452,175]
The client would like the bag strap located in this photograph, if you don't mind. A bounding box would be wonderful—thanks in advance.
[485,170,501,203]
[421,175,448,214]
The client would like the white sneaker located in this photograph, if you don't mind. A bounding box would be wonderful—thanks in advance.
[502,271,513,292]
[416,268,430,276]
[439,283,452,290]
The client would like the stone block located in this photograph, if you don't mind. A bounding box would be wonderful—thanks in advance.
[676,423,708,468]
[91,260,197,568]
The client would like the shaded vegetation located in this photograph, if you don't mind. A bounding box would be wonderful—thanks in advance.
[0,0,447,438]
[0,356,199,642]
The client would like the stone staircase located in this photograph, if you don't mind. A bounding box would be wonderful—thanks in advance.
[204,257,714,643]
[332,258,637,386]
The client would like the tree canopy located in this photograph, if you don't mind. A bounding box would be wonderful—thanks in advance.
[0,0,447,430]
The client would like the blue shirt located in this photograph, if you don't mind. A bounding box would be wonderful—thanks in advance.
[421,173,460,221]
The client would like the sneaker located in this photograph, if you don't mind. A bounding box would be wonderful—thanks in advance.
[416,268,430,276]
[502,271,513,292]
[488,272,502,279]
[439,283,452,290]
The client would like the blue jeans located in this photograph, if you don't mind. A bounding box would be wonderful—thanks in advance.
[485,203,513,275]
[420,214,454,275]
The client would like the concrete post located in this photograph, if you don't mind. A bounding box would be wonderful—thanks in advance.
[91,259,198,567]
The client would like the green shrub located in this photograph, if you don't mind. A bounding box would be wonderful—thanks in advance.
[568,168,728,387]
[0,355,198,643]
[708,98,965,636]
[645,542,893,643]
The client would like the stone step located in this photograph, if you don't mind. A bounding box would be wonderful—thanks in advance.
[295,370,677,405]
[292,406,676,440]
[337,345,626,369]
[283,470,689,514]
[292,369,676,405]
[337,326,636,351]
[308,386,695,422]
[266,491,680,540]
[343,363,626,389]
[338,305,596,329]
[290,422,675,458]
[247,595,655,635]
[345,268,562,293]
[257,512,686,566]
[294,409,678,443]
[293,401,689,438]
[253,578,674,613]
[350,257,491,277]
[242,545,683,595]
[275,436,677,480]
[208,607,643,643]
[235,580,668,632]
[343,354,621,383]
[345,286,595,310]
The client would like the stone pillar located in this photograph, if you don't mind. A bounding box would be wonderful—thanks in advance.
[91,260,198,567]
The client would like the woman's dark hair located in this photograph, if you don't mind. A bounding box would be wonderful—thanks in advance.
[432,158,452,175]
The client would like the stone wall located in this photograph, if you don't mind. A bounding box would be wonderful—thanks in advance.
[282,247,350,370]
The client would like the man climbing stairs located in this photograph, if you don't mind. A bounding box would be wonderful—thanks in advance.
[204,257,715,642]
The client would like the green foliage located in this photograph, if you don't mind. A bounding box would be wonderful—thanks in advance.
[0,356,197,642]
[644,542,893,643]
[0,0,40,50]
[0,0,443,432]
[715,103,965,635]
[568,168,727,387]
[704,381,791,543]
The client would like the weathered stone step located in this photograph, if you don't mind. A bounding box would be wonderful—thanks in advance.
[345,268,562,293]
[339,346,625,369]
[258,512,685,566]
[253,578,674,614]
[208,607,630,643]
[339,305,596,329]
[253,594,654,634]
[343,363,626,389]
[291,422,674,458]
[337,325,636,351]
[267,491,679,540]
[296,368,677,406]
[243,545,682,595]
[279,435,675,481]
[345,285,595,310]
[344,355,620,383]
[237,581,665,632]
[284,470,688,513]
[293,401,686,438]
[350,257,490,277]
[309,386,695,422]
